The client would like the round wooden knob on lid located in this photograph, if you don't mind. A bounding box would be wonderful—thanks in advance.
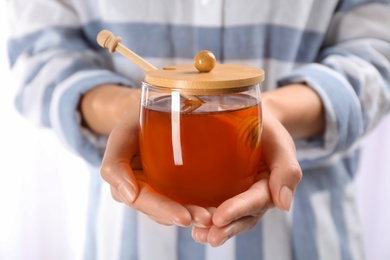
[194,50,216,73]
[145,50,265,95]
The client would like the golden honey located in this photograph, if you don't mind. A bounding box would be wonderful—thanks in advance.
[139,94,262,207]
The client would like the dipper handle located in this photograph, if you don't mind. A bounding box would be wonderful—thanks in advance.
[97,30,204,104]
[97,30,157,72]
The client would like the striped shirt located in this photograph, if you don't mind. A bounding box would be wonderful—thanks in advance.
[7,0,390,259]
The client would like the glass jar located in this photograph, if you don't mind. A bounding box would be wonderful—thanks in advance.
[139,51,264,207]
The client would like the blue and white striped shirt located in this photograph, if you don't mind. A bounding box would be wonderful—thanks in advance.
[7,0,390,259]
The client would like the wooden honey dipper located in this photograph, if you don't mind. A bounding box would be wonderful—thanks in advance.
[97,29,157,71]
[96,29,204,103]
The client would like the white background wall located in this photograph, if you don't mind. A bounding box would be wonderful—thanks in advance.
[0,1,389,259]
[356,117,390,260]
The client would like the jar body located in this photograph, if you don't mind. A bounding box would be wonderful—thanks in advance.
[139,83,263,207]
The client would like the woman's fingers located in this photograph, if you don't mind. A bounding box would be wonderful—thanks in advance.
[190,160,290,247]
[184,205,213,228]
[192,214,264,247]
[101,114,191,227]
[192,226,210,244]
[191,175,272,246]
[261,108,302,211]
[101,160,139,204]
[104,156,193,226]
[110,186,124,203]
[190,164,273,246]
[212,176,272,227]
[101,114,140,203]
[130,181,192,227]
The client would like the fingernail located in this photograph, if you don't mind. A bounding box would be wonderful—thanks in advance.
[219,237,229,246]
[193,229,208,244]
[192,228,205,244]
[118,180,137,203]
[173,220,188,227]
[280,186,293,211]
[191,221,209,228]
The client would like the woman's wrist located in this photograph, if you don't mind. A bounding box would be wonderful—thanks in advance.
[262,84,325,139]
[80,84,141,136]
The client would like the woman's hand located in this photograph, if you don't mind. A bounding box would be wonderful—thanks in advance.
[192,106,302,246]
[100,110,213,227]
[191,83,325,246]
[81,84,212,228]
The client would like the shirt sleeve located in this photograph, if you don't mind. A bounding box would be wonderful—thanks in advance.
[277,1,390,164]
[7,0,135,166]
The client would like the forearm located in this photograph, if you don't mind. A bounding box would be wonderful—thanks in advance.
[262,84,325,139]
[80,84,141,136]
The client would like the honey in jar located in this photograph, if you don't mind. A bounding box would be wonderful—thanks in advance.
[139,51,265,207]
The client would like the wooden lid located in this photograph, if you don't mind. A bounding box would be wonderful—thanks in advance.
[144,51,265,95]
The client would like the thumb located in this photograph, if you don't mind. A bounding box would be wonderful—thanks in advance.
[101,115,140,204]
[261,111,302,211]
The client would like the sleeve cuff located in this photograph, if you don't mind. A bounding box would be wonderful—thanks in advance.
[277,63,363,164]
[50,69,136,166]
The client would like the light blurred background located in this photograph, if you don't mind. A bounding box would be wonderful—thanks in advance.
[0,1,89,259]
[0,1,389,259]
